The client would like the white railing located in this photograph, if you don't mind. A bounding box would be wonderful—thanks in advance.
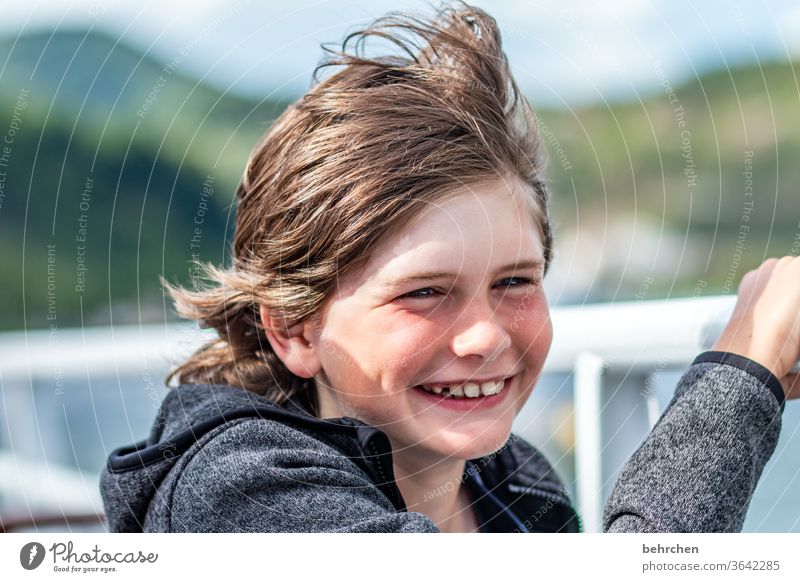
[547,294,738,531]
[0,295,741,531]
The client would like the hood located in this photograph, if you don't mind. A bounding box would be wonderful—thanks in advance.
[99,383,322,532]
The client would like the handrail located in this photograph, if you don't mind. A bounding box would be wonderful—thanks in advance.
[0,295,738,378]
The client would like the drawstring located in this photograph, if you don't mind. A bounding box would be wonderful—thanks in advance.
[466,462,529,533]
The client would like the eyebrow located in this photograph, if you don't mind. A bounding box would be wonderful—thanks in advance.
[380,259,544,288]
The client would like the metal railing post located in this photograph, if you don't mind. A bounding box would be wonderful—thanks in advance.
[573,351,604,533]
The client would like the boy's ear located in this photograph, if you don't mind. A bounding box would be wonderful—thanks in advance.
[258,305,319,379]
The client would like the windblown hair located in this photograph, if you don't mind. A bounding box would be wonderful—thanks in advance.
[164,0,554,415]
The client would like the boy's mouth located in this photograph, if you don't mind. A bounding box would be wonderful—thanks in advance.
[412,376,510,399]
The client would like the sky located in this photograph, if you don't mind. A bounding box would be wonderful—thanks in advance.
[2,0,799,106]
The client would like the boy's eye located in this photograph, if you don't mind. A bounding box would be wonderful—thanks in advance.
[398,277,539,300]
[400,287,440,299]
[501,276,539,289]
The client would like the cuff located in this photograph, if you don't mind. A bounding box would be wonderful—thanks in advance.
[693,351,785,412]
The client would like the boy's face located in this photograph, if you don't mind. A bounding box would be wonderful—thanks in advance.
[306,177,552,462]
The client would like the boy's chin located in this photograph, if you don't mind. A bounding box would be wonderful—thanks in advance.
[433,429,513,461]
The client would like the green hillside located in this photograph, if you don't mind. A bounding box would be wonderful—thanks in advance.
[0,29,291,330]
[536,59,800,300]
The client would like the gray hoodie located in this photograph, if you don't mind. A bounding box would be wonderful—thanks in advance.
[99,350,784,532]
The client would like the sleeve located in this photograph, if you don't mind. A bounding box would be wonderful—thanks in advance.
[167,418,438,533]
[603,351,785,532]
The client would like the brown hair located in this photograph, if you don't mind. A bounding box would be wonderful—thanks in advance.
[163,0,554,415]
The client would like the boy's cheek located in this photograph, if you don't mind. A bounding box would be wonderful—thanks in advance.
[518,312,553,371]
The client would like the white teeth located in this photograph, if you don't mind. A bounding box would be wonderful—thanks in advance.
[481,380,502,396]
[417,377,508,399]
[463,383,480,398]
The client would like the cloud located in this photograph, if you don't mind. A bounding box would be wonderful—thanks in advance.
[1,0,798,104]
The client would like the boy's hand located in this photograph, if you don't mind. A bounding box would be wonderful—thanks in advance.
[712,256,800,399]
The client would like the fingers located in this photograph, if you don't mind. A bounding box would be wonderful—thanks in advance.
[723,255,800,381]
[741,257,778,287]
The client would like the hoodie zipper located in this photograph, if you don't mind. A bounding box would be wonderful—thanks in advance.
[367,439,404,510]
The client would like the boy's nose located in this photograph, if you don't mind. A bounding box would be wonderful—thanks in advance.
[450,299,512,360]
